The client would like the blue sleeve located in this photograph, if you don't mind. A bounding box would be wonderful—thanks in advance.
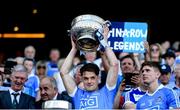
[115,75,123,92]
[166,88,179,109]
[34,76,40,92]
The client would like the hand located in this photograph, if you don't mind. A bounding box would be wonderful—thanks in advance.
[131,74,141,86]
[119,79,126,92]
[70,36,77,49]
[144,41,150,53]
[102,25,110,41]
[95,28,109,50]
[133,53,139,57]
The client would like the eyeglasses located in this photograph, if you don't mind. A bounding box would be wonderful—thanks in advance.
[37,66,46,69]
[150,48,159,52]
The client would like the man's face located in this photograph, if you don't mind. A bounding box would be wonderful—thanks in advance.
[85,52,97,62]
[159,73,170,85]
[121,58,135,74]
[10,72,27,91]
[82,71,99,91]
[50,50,60,62]
[165,57,175,67]
[40,79,57,101]
[23,60,33,73]
[25,47,35,59]
[150,45,160,58]
[141,66,160,86]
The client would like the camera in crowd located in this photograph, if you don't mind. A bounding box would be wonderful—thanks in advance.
[124,72,139,86]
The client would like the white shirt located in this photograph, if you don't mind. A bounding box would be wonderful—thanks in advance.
[9,88,22,103]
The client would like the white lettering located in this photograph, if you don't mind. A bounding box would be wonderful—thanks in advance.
[113,41,144,52]
[109,28,147,38]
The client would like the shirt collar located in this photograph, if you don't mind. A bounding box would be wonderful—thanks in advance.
[53,93,58,100]
[147,84,164,96]
[9,88,22,95]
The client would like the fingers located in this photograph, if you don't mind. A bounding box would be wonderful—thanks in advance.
[131,75,140,85]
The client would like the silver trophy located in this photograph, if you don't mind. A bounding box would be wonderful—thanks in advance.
[69,14,109,52]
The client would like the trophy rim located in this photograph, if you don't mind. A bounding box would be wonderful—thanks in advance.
[71,14,105,27]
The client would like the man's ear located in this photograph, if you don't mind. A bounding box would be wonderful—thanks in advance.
[157,71,161,79]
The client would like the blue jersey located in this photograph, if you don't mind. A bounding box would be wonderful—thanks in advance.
[46,62,59,77]
[125,87,146,104]
[72,85,116,109]
[24,74,40,97]
[136,84,179,109]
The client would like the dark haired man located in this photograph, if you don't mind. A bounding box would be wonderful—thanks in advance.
[61,26,119,109]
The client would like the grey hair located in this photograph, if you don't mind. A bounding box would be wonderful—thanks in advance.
[50,77,58,89]
[12,64,28,77]
[41,77,58,90]
[24,45,36,52]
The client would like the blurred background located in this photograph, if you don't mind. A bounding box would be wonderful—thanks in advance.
[0,0,179,60]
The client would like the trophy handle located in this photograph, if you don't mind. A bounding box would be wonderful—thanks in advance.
[103,20,111,29]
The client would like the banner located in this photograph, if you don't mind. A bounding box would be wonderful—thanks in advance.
[108,22,148,53]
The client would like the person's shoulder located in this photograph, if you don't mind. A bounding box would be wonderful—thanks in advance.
[0,90,9,95]
[60,91,72,98]
[160,85,173,91]
[22,92,35,99]
[159,86,175,95]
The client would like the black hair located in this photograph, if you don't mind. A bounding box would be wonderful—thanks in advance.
[23,57,35,65]
[140,61,160,72]
[80,63,100,76]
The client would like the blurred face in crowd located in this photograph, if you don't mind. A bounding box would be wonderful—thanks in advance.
[24,46,36,59]
[165,57,175,67]
[40,78,57,101]
[82,71,99,91]
[174,64,180,86]
[174,64,180,76]
[121,57,135,74]
[37,65,46,75]
[10,72,27,92]
[74,65,83,84]
[141,66,160,86]
[85,52,97,62]
[50,49,60,62]
[23,60,34,74]
[161,41,170,50]
[159,72,171,85]
[37,65,46,80]
[150,45,160,58]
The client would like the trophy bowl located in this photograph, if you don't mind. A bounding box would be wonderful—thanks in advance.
[70,14,105,52]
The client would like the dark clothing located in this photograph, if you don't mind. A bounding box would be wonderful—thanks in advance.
[0,90,35,109]
[35,91,73,109]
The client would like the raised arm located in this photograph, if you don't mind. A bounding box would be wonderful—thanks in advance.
[97,25,119,87]
[60,37,78,95]
[144,41,151,61]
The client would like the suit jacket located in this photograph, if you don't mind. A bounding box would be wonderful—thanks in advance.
[35,91,73,109]
[0,90,35,109]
